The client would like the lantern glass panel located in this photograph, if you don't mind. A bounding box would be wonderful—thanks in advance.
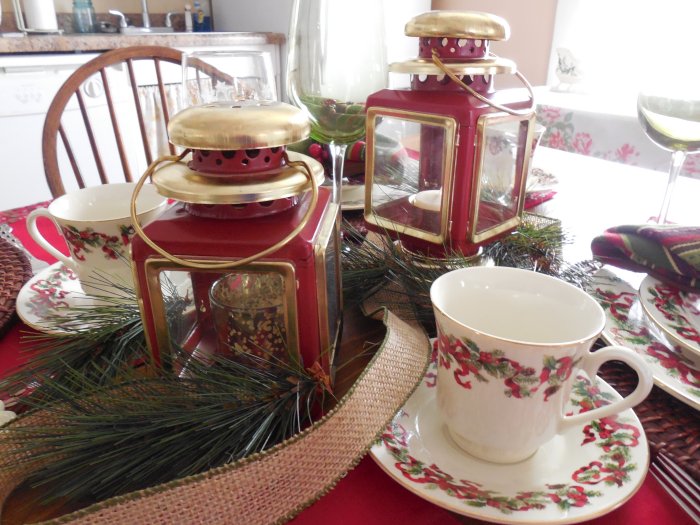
[148,263,299,367]
[474,116,529,237]
[369,115,448,237]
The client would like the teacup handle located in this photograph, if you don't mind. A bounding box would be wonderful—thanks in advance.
[558,345,653,432]
[26,208,76,271]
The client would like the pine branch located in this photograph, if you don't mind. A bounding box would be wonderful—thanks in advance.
[1,350,324,505]
[341,221,389,307]
[0,274,191,408]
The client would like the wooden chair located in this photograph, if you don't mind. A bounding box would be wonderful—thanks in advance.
[42,45,231,198]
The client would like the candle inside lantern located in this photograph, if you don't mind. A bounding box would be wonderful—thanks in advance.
[209,271,290,366]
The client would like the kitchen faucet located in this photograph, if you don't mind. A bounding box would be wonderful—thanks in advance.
[140,0,151,29]
[108,0,173,33]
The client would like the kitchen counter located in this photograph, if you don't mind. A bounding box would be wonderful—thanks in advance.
[0,31,285,54]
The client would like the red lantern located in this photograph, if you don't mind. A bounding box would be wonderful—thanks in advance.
[364,11,536,257]
[130,101,341,375]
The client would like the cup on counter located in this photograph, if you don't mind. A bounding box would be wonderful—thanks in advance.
[181,49,278,108]
[430,266,653,464]
[27,183,167,297]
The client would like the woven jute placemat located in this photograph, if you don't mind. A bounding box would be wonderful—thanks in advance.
[599,360,700,483]
[0,307,430,524]
[0,237,32,337]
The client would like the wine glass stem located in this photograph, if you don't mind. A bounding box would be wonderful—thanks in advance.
[658,150,686,224]
[328,142,348,205]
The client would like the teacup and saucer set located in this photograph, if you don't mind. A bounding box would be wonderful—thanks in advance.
[16,183,167,334]
[371,267,653,524]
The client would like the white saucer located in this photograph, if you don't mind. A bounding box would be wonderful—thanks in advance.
[15,262,93,334]
[639,274,700,355]
[590,268,700,410]
[370,356,648,524]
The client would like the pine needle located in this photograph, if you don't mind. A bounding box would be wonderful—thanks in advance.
[0,274,191,408]
[341,220,389,307]
[1,350,323,505]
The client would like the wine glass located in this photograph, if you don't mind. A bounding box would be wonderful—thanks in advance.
[637,90,700,223]
[286,0,388,204]
[181,49,278,110]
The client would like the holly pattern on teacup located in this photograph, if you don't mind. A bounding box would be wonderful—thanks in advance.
[27,265,79,317]
[647,281,700,345]
[592,285,700,395]
[62,224,135,261]
[378,370,641,515]
[436,329,580,400]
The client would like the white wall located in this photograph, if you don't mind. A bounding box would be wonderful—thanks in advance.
[432,0,557,88]
[549,0,700,95]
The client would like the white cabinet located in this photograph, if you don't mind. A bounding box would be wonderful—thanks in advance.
[0,53,99,209]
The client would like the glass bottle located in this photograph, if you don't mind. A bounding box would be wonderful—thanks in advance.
[73,0,97,33]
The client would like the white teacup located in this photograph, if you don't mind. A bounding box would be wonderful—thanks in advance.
[430,266,653,464]
[27,183,167,297]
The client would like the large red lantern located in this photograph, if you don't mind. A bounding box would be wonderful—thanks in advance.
[363,11,536,257]
[130,101,341,375]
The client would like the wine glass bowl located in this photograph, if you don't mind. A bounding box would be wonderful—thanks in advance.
[298,97,367,145]
[637,91,700,223]
[286,0,388,203]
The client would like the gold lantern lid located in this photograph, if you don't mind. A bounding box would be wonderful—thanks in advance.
[391,11,514,77]
[153,101,324,205]
[405,10,510,41]
[168,100,310,150]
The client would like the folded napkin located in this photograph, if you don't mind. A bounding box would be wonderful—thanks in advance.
[591,225,700,291]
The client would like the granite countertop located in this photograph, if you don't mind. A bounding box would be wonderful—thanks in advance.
[0,32,285,54]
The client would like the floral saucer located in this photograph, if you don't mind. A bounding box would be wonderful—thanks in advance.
[527,167,558,193]
[638,275,700,355]
[370,356,648,524]
[16,262,95,334]
[589,268,700,410]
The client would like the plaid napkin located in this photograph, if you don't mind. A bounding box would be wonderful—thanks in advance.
[591,225,700,291]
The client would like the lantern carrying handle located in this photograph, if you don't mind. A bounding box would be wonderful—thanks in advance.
[129,150,319,270]
[431,49,535,116]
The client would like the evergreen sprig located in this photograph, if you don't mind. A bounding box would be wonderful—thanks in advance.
[0,274,190,408]
[341,221,389,307]
[2,350,323,505]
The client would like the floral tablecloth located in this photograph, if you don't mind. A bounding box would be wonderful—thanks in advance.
[536,97,700,179]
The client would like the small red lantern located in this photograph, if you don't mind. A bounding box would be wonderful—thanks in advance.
[364,11,536,257]
[130,101,341,375]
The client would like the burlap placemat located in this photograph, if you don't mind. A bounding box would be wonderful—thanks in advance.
[0,307,430,524]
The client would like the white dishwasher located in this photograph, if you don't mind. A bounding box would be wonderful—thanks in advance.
[0,52,146,210]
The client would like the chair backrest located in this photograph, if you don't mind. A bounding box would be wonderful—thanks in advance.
[42,45,231,198]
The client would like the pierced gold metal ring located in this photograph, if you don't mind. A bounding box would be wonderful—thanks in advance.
[130,150,319,270]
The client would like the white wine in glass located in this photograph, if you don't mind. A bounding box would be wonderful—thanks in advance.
[637,93,700,223]
[287,0,387,204]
